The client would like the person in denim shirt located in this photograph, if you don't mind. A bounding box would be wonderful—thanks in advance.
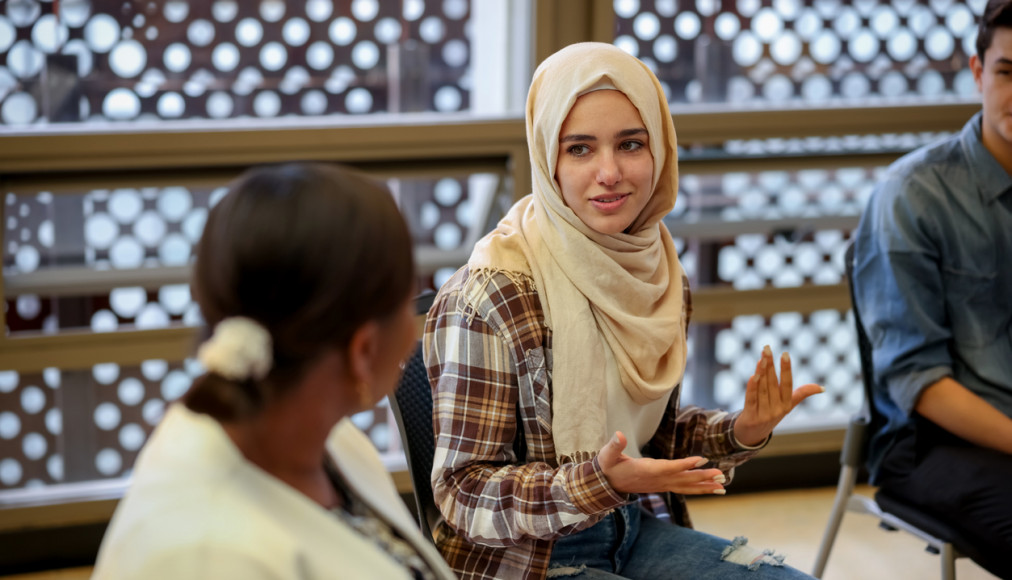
[852,1,1012,576]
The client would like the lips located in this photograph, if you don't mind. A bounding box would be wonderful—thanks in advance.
[590,192,630,212]
[592,194,627,202]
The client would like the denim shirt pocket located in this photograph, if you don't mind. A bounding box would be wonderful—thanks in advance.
[941,266,1006,348]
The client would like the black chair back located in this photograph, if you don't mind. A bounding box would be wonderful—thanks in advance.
[389,289,527,544]
[389,291,440,543]
[843,243,884,448]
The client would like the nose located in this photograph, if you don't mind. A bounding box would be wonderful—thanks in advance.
[596,152,621,186]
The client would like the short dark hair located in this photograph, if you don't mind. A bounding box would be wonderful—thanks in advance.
[977,0,1012,59]
[185,162,415,421]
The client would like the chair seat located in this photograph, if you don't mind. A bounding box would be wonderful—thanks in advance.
[873,491,981,562]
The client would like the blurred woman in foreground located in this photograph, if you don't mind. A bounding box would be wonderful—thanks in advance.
[93,162,456,579]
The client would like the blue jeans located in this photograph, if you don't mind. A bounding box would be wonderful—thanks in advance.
[548,503,814,579]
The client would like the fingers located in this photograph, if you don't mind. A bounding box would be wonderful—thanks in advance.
[672,461,727,495]
[746,352,766,413]
[606,454,727,496]
[680,480,727,495]
[761,346,796,408]
[779,350,793,403]
[744,372,759,413]
[762,345,778,408]
[791,383,826,407]
[678,455,710,470]
[662,458,726,495]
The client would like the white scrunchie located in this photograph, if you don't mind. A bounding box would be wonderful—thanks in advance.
[197,317,273,381]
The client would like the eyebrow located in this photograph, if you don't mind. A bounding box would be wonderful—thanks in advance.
[995,57,1012,66]
[559,127,648,143]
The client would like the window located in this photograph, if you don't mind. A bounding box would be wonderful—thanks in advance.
[0,0,527,125]
[614,0,983,433]
[614,0,984,105]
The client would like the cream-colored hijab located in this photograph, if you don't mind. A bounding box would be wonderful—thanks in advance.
[469,42,687,462]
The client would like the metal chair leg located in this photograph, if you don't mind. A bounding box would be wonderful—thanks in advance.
[940,543,956,580]
[812,465,858,577]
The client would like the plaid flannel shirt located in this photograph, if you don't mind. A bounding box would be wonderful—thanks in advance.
[422,267,765,580]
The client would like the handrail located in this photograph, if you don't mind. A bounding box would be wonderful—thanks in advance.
[0,283,850,373]
[670,99,979,145]
[0,102,979,174]
[0,115,527,174]
[2,246,473,298]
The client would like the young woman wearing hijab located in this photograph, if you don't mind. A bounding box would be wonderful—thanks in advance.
[92,163,456,580]
[423,43,822,580]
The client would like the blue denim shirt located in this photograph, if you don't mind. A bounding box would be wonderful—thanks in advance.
[853,112,1012,482]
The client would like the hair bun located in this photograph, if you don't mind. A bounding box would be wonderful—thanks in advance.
[197,317,273,381]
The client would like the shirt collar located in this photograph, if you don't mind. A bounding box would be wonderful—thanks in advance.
[962,111,1012,203]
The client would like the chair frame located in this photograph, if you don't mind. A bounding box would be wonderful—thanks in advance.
[389,291,441,543]
[812,242,967,580]
[389,289,527,545]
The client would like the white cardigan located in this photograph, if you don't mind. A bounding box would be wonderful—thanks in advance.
[92,404,455,579]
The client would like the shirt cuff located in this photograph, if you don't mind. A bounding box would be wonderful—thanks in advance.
[571,456,631,515]
[732,432,770,451]
[889,365,952,417]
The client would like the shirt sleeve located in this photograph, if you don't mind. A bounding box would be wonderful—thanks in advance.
[643,396,764,483]
[853,171,953,416]
[423,273,626,549]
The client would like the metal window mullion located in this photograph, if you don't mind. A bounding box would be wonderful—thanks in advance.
[689,239,721,409]
[58,369,100,483]
[0,183,6,336]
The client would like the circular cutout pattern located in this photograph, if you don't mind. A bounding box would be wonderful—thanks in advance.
[615,1,978,104]
[2,1,473,121]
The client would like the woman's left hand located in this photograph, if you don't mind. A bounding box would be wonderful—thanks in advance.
[734,346,825,447]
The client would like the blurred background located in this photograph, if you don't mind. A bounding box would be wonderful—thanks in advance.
[0,0,995,577]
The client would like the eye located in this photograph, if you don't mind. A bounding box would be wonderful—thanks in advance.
[566,144,591,157]
[619,140,645,152]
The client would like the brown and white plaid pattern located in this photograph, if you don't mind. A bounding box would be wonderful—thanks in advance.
[422,267,765,580]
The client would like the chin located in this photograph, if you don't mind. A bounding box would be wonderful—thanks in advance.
[592,222,629,236]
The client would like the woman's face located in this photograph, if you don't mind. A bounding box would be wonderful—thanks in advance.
[554,90,654,235]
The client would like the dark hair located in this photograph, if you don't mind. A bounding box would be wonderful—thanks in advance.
[977,0,1012,58]
[185,162,415,421]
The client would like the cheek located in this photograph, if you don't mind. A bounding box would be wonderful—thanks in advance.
[999,85,1012,105]
[555,164,582,206]
[632,158,654,189]
[383,306,417,371]
[400,311,419,359]
[400,327,417,363]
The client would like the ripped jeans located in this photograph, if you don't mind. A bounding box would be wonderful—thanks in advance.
[547,503,814,580]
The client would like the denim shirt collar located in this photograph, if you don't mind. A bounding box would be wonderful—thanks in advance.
[961,111,1012,204]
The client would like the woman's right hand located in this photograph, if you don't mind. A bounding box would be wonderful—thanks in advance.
[597,431,727,495]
